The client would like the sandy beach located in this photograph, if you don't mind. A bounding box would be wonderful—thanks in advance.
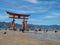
[0,30,60,45]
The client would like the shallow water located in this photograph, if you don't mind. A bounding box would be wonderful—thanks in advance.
[28,32,60,41]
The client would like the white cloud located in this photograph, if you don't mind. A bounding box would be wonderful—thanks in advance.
[39,1,57,5]
[0,15,8,19]
[28,18,42,22]
[18,9,48,13]
[18,6,49,13]
[4,0,17,5]
[0,15,9,21]
[45,15,55,18]
[0,4,50,14]
[0,14,13,22]
[24,0,39,3]
[24,0,57,4]
[44,12,60,19]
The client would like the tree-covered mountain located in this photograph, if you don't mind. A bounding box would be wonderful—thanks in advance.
[0,22,60,31]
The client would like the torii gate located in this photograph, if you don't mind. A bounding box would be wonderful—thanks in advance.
[6,11,30,32]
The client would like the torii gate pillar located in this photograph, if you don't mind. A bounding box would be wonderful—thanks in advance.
[22,20,27,31]
[11,18,15,30]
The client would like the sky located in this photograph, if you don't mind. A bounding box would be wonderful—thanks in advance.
[0,0,60,25]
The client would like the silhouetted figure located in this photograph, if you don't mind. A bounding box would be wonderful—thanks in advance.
[22,29,24,33]
[3,32,7,34]
[55,30,57,33]
[39,29,41,31]
[35,30,38,32]
[46,30,48,32]
[14,28,16,31]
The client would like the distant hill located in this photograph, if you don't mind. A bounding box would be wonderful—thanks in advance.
[0,22,60,31]
[27,24,60,31]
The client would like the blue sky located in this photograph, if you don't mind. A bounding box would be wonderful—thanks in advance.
[0,0,60,25]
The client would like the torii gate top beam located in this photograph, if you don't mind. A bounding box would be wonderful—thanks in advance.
[6,11,30,20]
[6,11,30,17]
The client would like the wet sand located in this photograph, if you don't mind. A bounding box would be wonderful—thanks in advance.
[29,31,60,35]
[0,30,60,45]
[38,31,60,35]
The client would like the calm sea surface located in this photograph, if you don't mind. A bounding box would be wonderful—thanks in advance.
[28,32,60,41]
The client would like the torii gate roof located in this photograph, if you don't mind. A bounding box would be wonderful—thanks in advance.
[6,11,30,17]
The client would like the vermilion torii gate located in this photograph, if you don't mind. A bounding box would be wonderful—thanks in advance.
[6,11,30,32]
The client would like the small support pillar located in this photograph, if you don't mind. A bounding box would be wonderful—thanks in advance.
[11,18,15,30]
[22,21,27,31]
[22,17,27,32]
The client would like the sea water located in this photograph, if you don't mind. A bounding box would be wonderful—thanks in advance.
[28,32,60,41]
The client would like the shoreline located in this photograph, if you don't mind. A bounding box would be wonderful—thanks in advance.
[0,30,60,45]
[28,31,60,41]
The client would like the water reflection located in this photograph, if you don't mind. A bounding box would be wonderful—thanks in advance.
[28,32,60,41]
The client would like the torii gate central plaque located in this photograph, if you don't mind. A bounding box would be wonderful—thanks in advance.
[6,11,30,32]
